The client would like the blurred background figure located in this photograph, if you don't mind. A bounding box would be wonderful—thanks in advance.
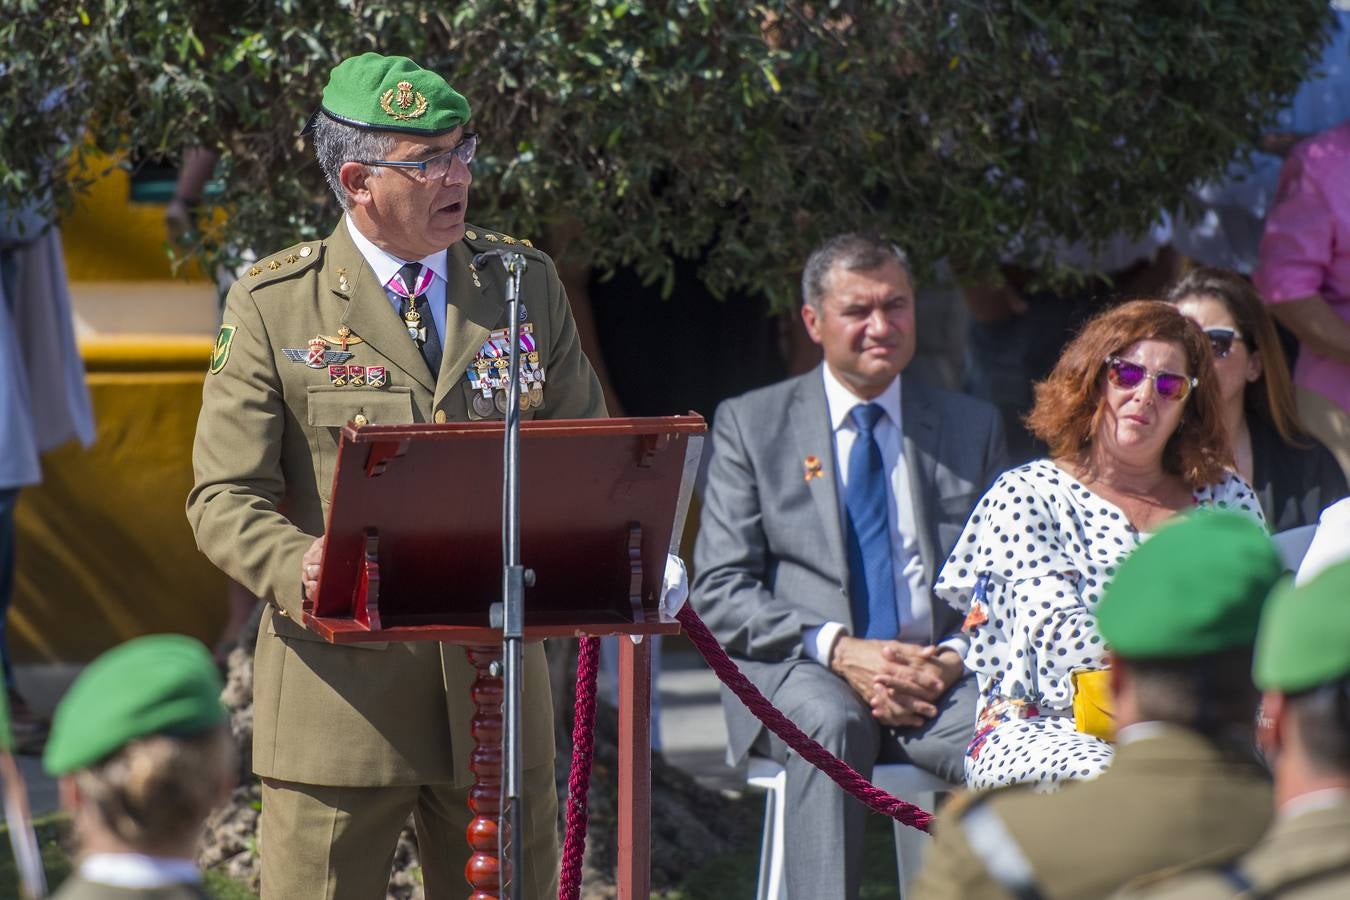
[0,199,95,750]
[42,634,233,899]
[1170,3,1350,274]
[1252,117,1350,482]
[937,301,1263,791]
[1167,266,1347,530]
[1119,559,1350,899]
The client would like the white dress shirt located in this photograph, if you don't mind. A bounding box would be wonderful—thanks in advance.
[804,365,946,664]
[346,216,449,349]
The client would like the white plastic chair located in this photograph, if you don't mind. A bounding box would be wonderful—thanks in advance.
[1272,524,1319,574]
[746,756,952,900]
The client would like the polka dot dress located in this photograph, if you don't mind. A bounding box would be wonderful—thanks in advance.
[934,459,1264,791]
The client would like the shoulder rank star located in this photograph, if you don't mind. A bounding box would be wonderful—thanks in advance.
[283,337,354,369]
[803,455,824,482]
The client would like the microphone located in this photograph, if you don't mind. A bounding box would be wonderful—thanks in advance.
[472,248,528,275]
[472,250,504,270]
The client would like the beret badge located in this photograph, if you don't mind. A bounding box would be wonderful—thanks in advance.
[380,80,429,121]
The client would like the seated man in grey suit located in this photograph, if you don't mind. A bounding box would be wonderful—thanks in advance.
[692,233,1008,899]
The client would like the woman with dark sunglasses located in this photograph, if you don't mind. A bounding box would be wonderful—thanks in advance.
[934,301,1266,790]
[1167,267,1347,531]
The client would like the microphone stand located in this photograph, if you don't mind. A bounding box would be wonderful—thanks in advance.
[476,248,528,900]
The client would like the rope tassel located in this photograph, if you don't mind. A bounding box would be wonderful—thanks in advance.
[558,635,601,900]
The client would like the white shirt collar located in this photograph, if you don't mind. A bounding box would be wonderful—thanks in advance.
[345,215,449,289]
[821,364,902,433]
[1114,721,1176,746]
[80,853,201,888]
[1279,787,1350,821]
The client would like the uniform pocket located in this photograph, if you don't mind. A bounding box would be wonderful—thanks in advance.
[307,385,416,427]
[308,386,416,497]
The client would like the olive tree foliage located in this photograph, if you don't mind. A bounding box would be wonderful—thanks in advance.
[0,1,1333,305]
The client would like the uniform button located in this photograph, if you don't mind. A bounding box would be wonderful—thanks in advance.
[298,246,312,258]
[352,413,369,427]
[434,410,447,424]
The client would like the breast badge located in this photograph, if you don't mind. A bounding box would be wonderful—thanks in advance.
[283,337,354,369]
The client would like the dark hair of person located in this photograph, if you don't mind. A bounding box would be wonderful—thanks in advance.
[1165,266,1311,447]
[1127,648,1260,744]
[800,233,912,310]
[1287,679,1350,775]
[1025,299,1231,488]
[72,727,233,855]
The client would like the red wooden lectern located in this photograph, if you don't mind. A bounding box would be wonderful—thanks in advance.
[303,415,705,899]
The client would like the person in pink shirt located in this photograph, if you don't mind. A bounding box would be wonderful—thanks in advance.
[1253,120,1350,480]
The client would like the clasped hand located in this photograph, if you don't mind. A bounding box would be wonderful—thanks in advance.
[828,636,963,729]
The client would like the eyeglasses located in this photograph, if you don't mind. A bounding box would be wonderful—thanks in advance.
[1104,356,1197,401]
[1203,327,1245,359]
[357,132,478,182]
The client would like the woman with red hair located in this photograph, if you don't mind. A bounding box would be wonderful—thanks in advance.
[935,300,1264,789]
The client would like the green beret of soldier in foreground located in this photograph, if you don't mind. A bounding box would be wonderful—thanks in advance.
[43,634,233,900]
[187,51,604,899]
[1118,559,1350,899]
[912,511,1284,900]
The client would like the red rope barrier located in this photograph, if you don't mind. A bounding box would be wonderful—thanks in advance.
[558,636,601,900]
[556,606,933,896]
[676,605,935,833]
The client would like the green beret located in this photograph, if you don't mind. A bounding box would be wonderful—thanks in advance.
[1254,560,1350,692]
[1097,511,1282,659]
[43,634,226,776]
[303,53,470,137]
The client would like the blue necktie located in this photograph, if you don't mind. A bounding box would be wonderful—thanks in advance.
[844,403,899,640]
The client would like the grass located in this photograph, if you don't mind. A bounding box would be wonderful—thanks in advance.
[0,815,257,900]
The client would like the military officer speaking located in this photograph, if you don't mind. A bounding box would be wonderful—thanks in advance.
[187,53,605,898]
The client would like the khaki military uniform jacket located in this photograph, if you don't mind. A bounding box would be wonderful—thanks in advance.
[187,220,605,787]
[911,726,1274,900]
[1117,795,1350,899]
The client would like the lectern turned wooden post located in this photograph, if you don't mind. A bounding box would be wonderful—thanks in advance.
[302,416,705,899]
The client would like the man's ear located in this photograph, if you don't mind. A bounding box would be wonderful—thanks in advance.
[1257,690,1285,759]
[800,302,823,345]
[58,774,81,814]
[338,162,373,208]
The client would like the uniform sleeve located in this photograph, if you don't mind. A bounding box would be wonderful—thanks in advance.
[186,281,315,619]
[1253,147,1335,303]
[909,799,1007,900]
[534,251,607,420]
[936,468,1110,708]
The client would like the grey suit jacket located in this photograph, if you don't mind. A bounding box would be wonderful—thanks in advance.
[691,366,1009,762]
